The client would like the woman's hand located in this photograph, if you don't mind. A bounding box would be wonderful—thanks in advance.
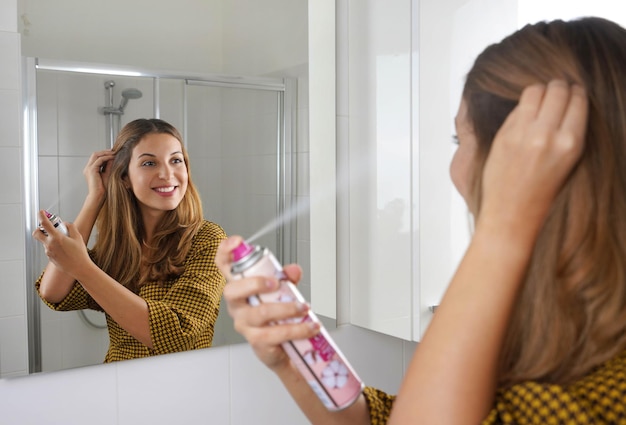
[479,80,588,234]
[83,149,115,202]
[215,236,319,372]
[32,210,91,279]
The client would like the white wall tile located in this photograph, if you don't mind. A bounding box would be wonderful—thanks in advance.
[60,312,108,369]
[229,343,309,425]
[0,260,25,317]
[0,147,22,203]
[37,155,60,214]
[196,157,223,224]
[0,204,24,261]
[40,315,63,372]
[0,32,19,91]
[0,0,17,32]
[36,71,59,156]
[56,74,103,156]
[0,315,27,376]
[57,156,89,220]
[0,89,19,147]
[296,152,309,197]
[117,347,231,425]
[0,362,118,425]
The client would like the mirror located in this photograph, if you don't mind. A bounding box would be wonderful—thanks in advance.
[11,0,323,376]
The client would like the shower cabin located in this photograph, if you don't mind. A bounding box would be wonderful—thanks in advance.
[22,58,299,373]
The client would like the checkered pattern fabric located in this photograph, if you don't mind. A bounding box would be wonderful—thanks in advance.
[362,351,626,424]
[36,220,227,362]
[363,386,396,425]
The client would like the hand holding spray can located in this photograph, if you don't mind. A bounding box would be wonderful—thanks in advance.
[38,210,69,236]
[231,241,364,411]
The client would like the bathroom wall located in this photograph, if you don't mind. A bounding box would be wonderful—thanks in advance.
[0,0,27,379]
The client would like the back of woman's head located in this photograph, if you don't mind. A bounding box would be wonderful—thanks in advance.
[463,17,626,386]
[94,118,204,291]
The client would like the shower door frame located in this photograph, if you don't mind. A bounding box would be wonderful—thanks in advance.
[22,57,297,373]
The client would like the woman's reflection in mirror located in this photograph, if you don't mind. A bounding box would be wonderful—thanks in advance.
[33,118,227,362]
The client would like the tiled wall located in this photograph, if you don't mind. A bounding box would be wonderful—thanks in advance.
[0,0,28,378]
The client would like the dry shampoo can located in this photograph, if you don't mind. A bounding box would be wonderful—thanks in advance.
[39,210,69,236]
[231,241,364,411]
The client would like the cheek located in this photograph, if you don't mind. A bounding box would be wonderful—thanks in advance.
[449,148,472,203]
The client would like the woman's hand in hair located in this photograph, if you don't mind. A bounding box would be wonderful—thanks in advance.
[479,80,588,237]
[215,236,318,373]
[83,149,115,204]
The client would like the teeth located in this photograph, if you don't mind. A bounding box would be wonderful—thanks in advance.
[155,186,175,193]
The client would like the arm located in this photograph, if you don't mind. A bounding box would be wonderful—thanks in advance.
[35,217,154,346]
[388,82,588,424]
[36,150,115,303]
[216,236,371,425]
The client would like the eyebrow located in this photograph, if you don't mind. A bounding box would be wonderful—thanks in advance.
[137,151,183,159]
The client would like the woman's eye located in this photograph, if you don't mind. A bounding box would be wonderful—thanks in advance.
[141,160,155,167]
[451,135,460,145]
[172,158,184,164]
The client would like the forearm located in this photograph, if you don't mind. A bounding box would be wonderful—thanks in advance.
[74,261,153,348]
[275,362,370,425]
[389,219,538,424]
[38,195,104,302]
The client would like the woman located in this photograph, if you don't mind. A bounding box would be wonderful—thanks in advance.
[34,118,226,362]
[216,17,626,424]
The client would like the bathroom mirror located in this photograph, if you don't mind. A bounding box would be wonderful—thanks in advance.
[12,0,336,376]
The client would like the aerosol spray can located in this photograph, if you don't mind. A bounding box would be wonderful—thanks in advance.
[38,210,69,236]
[231,241,364,411]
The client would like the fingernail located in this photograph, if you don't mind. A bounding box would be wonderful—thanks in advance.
[296,302,309,312]
[309,322,321,331]
[265,279,276,289]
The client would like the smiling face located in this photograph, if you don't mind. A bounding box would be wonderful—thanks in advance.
[125,132,189,223]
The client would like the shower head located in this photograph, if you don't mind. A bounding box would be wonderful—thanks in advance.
[118,88,143,111]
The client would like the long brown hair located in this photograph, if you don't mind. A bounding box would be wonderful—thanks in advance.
[92,118,204,292]
[463,17,626,387]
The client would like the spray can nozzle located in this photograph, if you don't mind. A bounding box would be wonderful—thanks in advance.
[232,240,255,262]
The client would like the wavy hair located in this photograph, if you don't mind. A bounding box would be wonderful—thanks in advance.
[463,17,626,386]
[92,118,203,292]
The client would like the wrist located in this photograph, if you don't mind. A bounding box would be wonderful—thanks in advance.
[472,214,539,267]
[84,192,106,210]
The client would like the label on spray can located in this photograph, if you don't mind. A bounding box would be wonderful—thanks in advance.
[231,241,364,411]
[39,210,69,236]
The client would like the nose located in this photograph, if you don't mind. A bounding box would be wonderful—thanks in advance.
[158,163,173,180]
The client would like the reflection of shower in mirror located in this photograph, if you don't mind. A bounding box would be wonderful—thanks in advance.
[99,80,143,147]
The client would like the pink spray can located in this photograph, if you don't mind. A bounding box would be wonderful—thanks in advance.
[38,210,69,236]
[231,241,364,411]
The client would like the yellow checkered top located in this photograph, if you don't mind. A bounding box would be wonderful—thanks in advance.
[36,220,227,362]
[363,350,626,424]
